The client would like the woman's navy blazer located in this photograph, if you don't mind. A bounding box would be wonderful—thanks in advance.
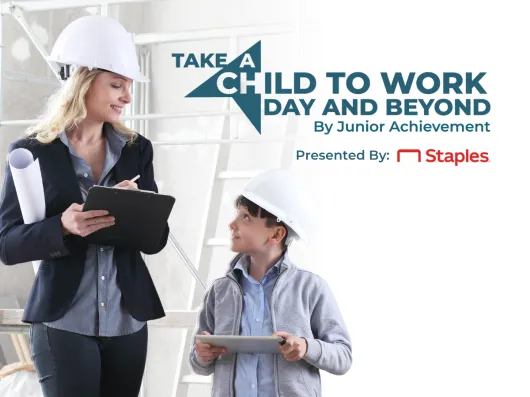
[0,131,168,323]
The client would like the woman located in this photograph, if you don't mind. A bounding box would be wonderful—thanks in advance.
[0,16,167,397]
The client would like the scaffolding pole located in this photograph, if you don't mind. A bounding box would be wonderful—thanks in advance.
[0,110,245,126]
[0,0,169,13]
[10,6,62,82]
[134,23,293,45]
[0,309,200,333]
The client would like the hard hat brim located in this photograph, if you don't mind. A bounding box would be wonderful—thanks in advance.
[128,70,150,83]
[47,56,150,83]
[241,191,309,244]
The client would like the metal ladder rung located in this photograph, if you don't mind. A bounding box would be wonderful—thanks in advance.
[217,170,263,180]
[181,375,212,384]
[148,310,199,329]
[0,309,199,332]
[205,238,230,247]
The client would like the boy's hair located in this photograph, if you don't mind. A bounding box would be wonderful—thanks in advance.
[235,195,289,249]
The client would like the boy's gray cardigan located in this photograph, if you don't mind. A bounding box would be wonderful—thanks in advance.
[189,253,352,397]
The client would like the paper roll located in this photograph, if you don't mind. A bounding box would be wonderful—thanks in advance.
[8,148,46,274]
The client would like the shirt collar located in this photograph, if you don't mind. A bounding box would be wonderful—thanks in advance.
[59,122,129,157]
[234,251,286,280]
[103,122,129,154]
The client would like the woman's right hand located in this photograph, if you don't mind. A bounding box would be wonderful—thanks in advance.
[60,203,115,237]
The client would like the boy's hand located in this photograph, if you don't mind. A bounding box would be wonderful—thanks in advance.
[274,331,308,361]
[195,331,227,363]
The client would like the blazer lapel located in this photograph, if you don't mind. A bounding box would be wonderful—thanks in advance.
[114,141,138,184]
[38,134,138,214]
[39,139,83,213]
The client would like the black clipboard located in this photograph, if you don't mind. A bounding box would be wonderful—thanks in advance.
[82,186,175,252]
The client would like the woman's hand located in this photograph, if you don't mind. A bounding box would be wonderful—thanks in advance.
[61,203,115,237]
[114,179,138,190]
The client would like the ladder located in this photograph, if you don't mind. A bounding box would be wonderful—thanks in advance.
[0,2,303,396]
[170,34,302,397]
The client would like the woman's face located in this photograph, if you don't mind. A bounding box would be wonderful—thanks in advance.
[85,72,132,123]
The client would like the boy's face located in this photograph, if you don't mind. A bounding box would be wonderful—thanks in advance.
[229,206,283,254]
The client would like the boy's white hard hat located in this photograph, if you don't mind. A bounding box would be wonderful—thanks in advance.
[241,169,310,243]
[47,15,148,82]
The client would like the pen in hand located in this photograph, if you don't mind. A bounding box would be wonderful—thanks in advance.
[114,175,140,189]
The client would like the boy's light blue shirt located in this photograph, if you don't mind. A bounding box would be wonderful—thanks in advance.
[233,254,283,397]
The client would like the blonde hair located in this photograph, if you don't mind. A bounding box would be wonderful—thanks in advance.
[26,66,137,144]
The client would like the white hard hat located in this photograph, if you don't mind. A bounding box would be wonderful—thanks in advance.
[47,15,148,82]
[241,169,311,243]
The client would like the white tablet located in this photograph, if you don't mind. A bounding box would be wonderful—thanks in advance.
[195,335,285,354]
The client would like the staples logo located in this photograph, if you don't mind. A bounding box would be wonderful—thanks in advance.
[397,149,489,166]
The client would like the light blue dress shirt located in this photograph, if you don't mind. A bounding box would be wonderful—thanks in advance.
[44,124,145,336]
[233,254,284,397]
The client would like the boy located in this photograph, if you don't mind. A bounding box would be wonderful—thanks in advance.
[189,169,352,397]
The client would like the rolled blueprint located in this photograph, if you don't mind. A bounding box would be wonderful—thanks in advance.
[8,148,46,274]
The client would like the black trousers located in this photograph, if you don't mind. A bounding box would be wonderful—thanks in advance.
[30,323,148,397]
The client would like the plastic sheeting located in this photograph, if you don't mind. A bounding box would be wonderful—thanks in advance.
[0,370,43,397]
